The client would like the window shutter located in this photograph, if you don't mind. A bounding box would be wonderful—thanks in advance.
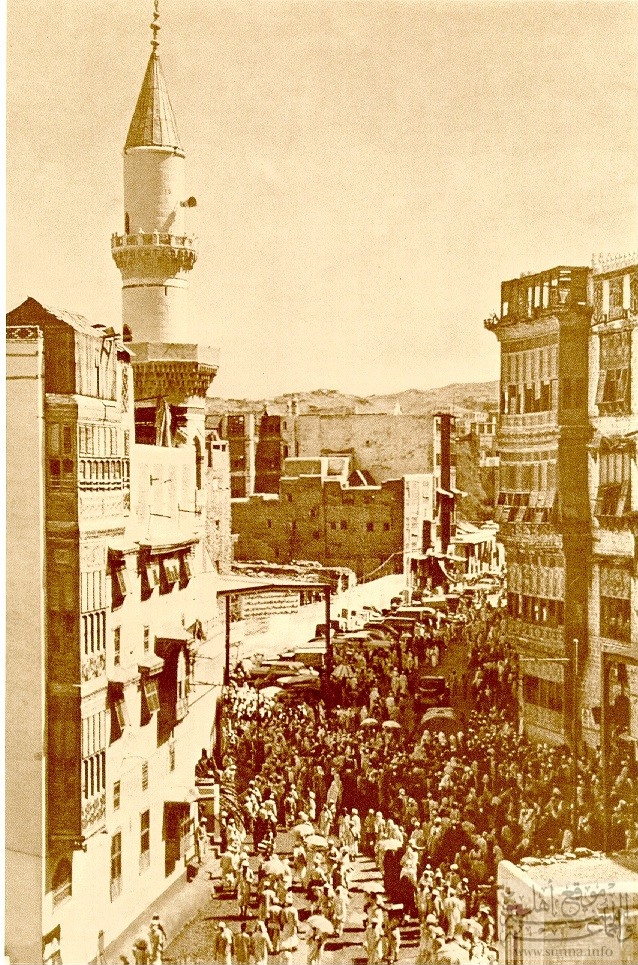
[618,367,629,404]
[144,679,160,713]
[595,370,607,405]
[114,697,130,729]
[616,480,630,517]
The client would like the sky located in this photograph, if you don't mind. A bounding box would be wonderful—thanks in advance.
[6,0,638,399]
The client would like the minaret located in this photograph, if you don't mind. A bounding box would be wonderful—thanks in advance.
[112,2,218,444]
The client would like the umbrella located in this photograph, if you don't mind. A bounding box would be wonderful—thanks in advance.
[332,663,354,679]
[378,839,403,852]
[260,686,283,700]
[305,834,329,849]
[292,822,315,838]
[361,880,386,894]
[262,856,286,876]
[306,915,335,935]
[276,675,321,687]
[382,720,402,731]
[460,918,483,939]
[360,717,379,728]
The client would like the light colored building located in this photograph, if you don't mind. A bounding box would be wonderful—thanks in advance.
[5,10,233,964]
[498,853,638,964]
[293,411,434,483]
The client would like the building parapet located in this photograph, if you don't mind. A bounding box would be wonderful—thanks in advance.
[6,324,42,340]
[111,231,197,253]
[592,251,638,275]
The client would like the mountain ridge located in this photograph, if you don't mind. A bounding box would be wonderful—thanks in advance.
[207,380,499,416]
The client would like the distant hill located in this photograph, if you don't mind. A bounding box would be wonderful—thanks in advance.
[206,381,499,416]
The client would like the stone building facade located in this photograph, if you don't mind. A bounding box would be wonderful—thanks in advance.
[487,266,591,744]
[232,456,434,581]
[585,254,638,753]
[489,257,638,751]
[5,13,232,965]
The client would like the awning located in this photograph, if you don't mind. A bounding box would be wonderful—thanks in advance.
[195,780,219,800]
[156,627,192,643]
[450,486,467,497]
[108,537,139,556]
[163,779,199,805]
[108,666,140,686]
[139,534,199,556]
[155,627,192,656]
[138,654,165,676]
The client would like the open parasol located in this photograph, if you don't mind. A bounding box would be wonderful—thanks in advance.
[360,717,379,728]
[260,686,283,700]
[382,720,402,731]
[378,838,403,851]
[262,855,286,876]
[292,822,315,838]
[306,914,335,934]
[305,834,329,848]
[361,880,386,894]
[332,663,354,679]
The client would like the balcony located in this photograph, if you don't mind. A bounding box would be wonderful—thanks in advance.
[81,790,106,835]
[508,617,563,649]
[496,266,590,327]
[111,232,197,275]
[111,231,197,253]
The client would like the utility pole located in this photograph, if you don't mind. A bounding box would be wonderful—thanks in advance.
[224,594,231,686]
[434,412,454,556]
[324,586,333,706]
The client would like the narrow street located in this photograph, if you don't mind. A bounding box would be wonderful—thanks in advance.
[161,610,483,965]
[164,831,425,964]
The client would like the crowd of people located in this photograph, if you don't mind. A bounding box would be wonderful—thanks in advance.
[175,587,638,963]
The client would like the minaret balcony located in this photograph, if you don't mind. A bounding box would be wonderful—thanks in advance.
[111,231,197,274]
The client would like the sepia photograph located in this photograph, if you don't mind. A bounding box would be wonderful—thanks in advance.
[5,1,638,963]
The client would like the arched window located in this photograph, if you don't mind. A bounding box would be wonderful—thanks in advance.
[124,212,130,234]
[52,857,72,906]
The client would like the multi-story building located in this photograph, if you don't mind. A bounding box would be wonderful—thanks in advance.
[213,413,258,498]
[232,455,434,581]
[585,254,638,754]
[6,11,232,964]
[207,409,291,497]
[293,411,435,484]
[254,413,290,494]
[487,266,591,745]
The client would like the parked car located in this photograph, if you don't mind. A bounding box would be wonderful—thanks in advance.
[245,660,313,686]
[315,621,341,637]
[414,676,451,712]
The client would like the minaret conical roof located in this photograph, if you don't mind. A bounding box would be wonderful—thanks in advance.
[125,49,183,153]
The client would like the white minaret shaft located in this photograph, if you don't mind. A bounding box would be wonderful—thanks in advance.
[112,3,196,346]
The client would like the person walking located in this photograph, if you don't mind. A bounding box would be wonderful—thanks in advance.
[232,922,251,965]
[216,921,233,965]
[148,917,166,965]
[279,894,300,964]
[250,919,273,965]
[306,926,327,965]
[195,819,209,866]
[237,858,254,918]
